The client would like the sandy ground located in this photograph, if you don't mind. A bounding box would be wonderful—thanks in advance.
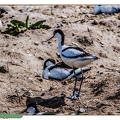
[0,5,120,115]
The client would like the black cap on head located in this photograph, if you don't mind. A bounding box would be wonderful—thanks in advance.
[43,59,56,69]
[53,29,65,45]
[54,29,64,35]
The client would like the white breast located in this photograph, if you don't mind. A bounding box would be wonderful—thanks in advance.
[42,66,51,79]
[27,106,35,115]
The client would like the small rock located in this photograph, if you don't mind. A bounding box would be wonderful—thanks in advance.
[0,20,2,30]
[99,52,108,58]
[29,54,32,56]
[13,44,16,46]
[118,14,120,20]
[61,15,67,19]
[81,19,86,23]
[62,81,67,85]
[41,41,46,45]
[54,5,59,8]
[75,8,80,12]
[23,91,33,97]
[6,44,9,47]
[37,78,43,82]
[39,87,45,91]
[11,49,15,52]
[72,33,75,36]
[91,20,99,25]
[0,65,8,73]
[62,20,68,25]
[56,53,60,58]
[117,85,120,88]
[82,12,87,14]
[21,88,27,91]
[49,86,54,91]
[84,105,88,108]
[54,86,58,89]
[38,56,44,60]
[4,34,9,38]
[87,5,90,8]
[57,25,60,28]
[79,108,86,113]
[34,42,39,46]
[100,65,104,68]
[15,89,21,93]
[99,21,106,26]
[0,8,6,14]
[41,92,45,96]
[26,50,30,54]
[99,72,103,75]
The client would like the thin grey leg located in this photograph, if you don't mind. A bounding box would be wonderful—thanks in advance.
[72,68,78,96]
[66,68,79,100]
[77,68,84,97]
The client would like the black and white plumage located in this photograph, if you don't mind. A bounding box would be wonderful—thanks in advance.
[27,103,39,115]
[42,58,91,81]
[47,29,99,100]
[27,104,55,115]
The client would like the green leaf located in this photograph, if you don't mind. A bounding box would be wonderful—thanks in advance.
[2,15,51,36]
[40,25,51,30]
[26,15,29,28]
[30,20,46,29]
[11,20,25,27]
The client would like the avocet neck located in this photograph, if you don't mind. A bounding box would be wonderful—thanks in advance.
[55,33,64,53]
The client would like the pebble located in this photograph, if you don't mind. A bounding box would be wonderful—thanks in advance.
[41,92,45,96]
[82,12,87,14]
[49,86,54,91]
[99,72,103,75]
[118,15,120,20]
[72,33,75,36]
[100,65,104,68]
[23,91,33,97]
[62,20,68,25]
[117,85,120,88]
[34,42,39,46]
[6,44,9,47]
[39,87,45,91]
[75,8,80,13]
[61,15,67,19]
[15,89,21,93]
[4,34,9,38]
[99,21,106,26]
[0,20,3,30]
[41,41,46,45]
[61,81,67,85]
[11,49,15,52]
[38,56,44,60]
[21,88,27,91]
[79,108,86,113]
[0,65,8,73]
[26,50,30,54]
[54,5,59,8]
[29,54,32,56]
[91,20,99,25]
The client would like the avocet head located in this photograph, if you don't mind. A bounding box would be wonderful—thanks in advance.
[43,59,55,69]
[27,103,39,115]
[47,29,65,45]
[53,29,64,37]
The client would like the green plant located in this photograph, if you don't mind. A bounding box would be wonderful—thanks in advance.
[3,15,51,36]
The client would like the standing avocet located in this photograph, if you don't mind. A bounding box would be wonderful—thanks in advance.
[46,29,98,100]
